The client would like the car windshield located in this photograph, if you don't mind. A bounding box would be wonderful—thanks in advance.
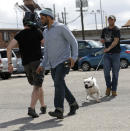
[88,40,102,48]
[125,45,130,50]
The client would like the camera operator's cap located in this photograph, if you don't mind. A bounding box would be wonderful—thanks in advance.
[40,8,54,19]
[108,15,116,21]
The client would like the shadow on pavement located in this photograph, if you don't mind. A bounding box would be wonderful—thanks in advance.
[0,117,33,129]
[0,75,26,81]
[11,75,26,79]
[0,117,63,131]
[81,96,116,107]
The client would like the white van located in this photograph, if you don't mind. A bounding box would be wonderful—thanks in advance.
[0,49,17,79]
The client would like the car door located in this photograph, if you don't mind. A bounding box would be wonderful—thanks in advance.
[0,54,3,71]
[89,49,104,67]
[0,50,17,72]
[78,41,92,58]
[0,50,9,71]
[12,51,17,70]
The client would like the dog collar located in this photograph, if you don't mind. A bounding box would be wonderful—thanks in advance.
[87,86,93,89]
[85,84,94,89]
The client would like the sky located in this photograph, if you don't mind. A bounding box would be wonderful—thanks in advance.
[0,0,130,30]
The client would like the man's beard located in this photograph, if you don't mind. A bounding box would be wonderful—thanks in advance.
[42,19,49,27]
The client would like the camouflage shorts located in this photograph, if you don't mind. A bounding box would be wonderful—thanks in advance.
[24,60,44,88]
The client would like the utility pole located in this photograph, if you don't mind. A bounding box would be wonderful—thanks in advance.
[94,13,98,30]
[14,8,19,28]
[64,7,67,25]
[91,10,98,30]
[53,4,56,20]
[62,12,64,24]
[100,0,103,29]
[16,10,19,28]
[105,16,108,27]
[80,0,85,40]
[102,10,107,27]
[57,13,60,22]
[76,0,88,40]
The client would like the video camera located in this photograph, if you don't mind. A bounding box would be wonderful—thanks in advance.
[23,11,44,30]
[16,0,44,30]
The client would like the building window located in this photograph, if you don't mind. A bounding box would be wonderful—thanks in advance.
[2,32,10,42]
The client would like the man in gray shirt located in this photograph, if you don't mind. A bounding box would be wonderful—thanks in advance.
[37,8,79,119]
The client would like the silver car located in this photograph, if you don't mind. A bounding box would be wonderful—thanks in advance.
[0,49,17,79]
[13,48,50,75]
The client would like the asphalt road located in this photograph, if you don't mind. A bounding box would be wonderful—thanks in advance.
[0,68,130,131]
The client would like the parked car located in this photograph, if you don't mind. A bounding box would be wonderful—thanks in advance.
[72,40,103,70]
[78,44,130,71]
[120,39,130,44]
[13,48,24,74]
[78,40,103,57]
[0,49,17,79]
[13,47,50,75]
[120,44,130,68]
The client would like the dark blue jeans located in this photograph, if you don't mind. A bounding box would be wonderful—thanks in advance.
[51,63,76,112]
[103,53,120,91]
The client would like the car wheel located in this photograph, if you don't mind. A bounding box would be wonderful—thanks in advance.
[0,73,11,80]
[120,59,128,69]
[81,62,91,71]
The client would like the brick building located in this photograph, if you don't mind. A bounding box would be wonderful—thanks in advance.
[0,28,130,48]
[0,29,21,48]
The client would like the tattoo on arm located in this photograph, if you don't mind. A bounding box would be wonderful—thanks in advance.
[109,38,119,50]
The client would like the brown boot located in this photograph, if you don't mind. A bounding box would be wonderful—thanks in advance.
[105,88,111,96]
[112,91,117,96]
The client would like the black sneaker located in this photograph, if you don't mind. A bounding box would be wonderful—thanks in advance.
[68,103,79,116]
[28,107,39,118]
[40,106,47,114]
[48,109,63,119]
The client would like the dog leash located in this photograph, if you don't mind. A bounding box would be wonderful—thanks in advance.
[93,53,105,76]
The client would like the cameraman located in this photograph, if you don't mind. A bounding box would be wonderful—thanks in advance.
[7,18,46,118]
